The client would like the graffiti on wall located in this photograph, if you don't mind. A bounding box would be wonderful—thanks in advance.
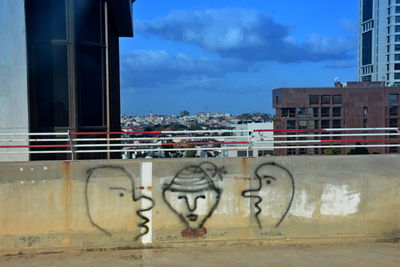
[162,162,225,237]
[85,166,154,241]
[242,162,295,230]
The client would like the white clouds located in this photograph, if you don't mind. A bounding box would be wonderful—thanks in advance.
[137,8,356,63]
[120,50,256,91]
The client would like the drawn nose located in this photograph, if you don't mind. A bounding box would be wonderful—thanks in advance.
[186,195,197,212]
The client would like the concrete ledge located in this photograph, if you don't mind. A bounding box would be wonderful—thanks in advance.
[0,155,399,252]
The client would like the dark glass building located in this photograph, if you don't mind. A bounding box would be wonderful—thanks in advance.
[17,0,135,160]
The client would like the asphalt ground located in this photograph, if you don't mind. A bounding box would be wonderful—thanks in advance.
[0,241,399,267]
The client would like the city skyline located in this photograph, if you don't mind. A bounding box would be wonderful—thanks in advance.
[120,0,358,116]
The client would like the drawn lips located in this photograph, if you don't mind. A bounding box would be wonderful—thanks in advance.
[187,214,198,221]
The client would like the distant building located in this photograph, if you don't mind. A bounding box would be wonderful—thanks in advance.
[0,0,136,161]
[273,81,400,155]
[359,0,400,84]
[224,122,274,158]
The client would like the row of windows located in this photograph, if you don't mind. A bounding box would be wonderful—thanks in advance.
[281,107,342,118]
[286,118,399,129]
[387,6,400,15]
[362,20,374,32]
[387,15,400,25]
[309,95,342,105]
[287,120,342,129]
[388,0,400,5]
[362,65,373,75]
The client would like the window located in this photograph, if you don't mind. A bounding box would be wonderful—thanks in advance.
[287,120,296,129]
[287,149,295,155]
[333,107,342,117]
[332,95,342,104]
[77,45,105,127]
[298,120,307,129]
[31,44,69,127]
[395,54,400,60]
[389,106,399,116]
[321,120,330,129]
[363,107,368,116]
[395,63,400,70]
[390,118,398,127]
[363,0,373,22]
[321,95,331,104]
[389,147,398,153]
[299,148,307,155]
[26,0,107,130]
[389,94,399,104]
[237,151,253,157]
[258,150,272,157]
[297,108,307,118]
[397,16,400,23]
[395,73,400,79]
[332,120,341,128]
[362,31,373,65]
[74,0,103,43]
[395,44,400,51]
[321,108,330,117]
[310,95,319,105]
[396,6,400,13]
[396,26,400,32]
[312,107,319,117]
[26,0,70,128]
[307,120,319,129]
[281,108,296,118]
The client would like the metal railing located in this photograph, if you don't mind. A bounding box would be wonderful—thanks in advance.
[0,127,400,159]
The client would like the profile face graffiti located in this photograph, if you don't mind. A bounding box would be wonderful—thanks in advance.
[85,166,153,240]
[163,164,222,237]
[242,162,295,230]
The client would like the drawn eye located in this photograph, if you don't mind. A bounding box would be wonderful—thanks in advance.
[178,196,186,200]
[198,195,206,199]
[119,192,124,197]
[266,179,272,185]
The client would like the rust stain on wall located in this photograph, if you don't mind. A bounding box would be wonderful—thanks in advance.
[240,158,249,178]
[61,161,72,246]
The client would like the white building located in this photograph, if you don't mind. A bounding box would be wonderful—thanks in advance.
[359,0,400,84]
[224,122,274,158]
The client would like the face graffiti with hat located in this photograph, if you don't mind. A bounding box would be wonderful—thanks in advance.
[163,163,223,237]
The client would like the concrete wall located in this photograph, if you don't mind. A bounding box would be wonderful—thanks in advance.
[0,0,29,161]
[0,155,399,252]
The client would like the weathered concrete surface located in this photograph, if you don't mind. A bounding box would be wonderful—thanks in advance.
[0,155,399,253]
[0,242,399,267]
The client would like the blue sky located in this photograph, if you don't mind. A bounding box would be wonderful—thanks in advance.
[120,0,358,115]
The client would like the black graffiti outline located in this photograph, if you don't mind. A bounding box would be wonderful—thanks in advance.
[241,162,295,229]
[85,166,155,241]
[162,162,224,232]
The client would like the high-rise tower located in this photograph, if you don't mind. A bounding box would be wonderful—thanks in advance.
[359,0,400,84]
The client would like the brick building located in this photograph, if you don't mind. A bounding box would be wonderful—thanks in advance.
[272,82,400,155]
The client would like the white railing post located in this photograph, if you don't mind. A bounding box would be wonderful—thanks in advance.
[67,130,76,161]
